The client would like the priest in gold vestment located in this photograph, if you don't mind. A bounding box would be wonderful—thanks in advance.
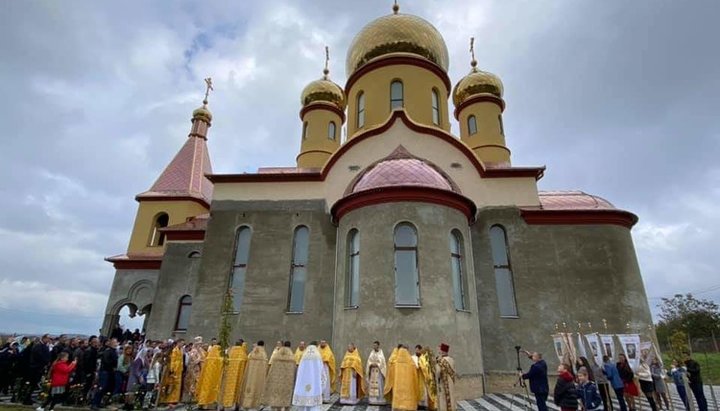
[339,344,365,405]
[262,341,296,410]
[159,340,184,405]
[435,344,457,411]
[384,346,418,411]
[366,341,387,405]
[384,347,399,403]
[220,340,248,410]
[195,343,224,409]
[294,341,306,365]
[241,341,268,410]
[419,348,438,411]
[182,337,207,403]
[318,340,336,402]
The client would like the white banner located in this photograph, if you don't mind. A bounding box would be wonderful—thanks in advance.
[617,334,641,371]
[577,333,588,360]
[553,334,565,362]
[585,333,603,366]
[599,334,615,360]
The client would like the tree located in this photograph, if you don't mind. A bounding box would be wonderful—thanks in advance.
[656,294,720,345]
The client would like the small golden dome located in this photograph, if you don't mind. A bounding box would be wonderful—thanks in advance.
[452,67,504,106]
[346,10,449,76]
[192,104,212,122]
[300,76,346,110]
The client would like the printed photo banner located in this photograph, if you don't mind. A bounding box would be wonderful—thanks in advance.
[599,334,615,360]
[553,334,565,362]
[639,341,660,365]
[552,332,577,365]
[577,333,588,361]
[617,334,641,371]
[585,333,604,366]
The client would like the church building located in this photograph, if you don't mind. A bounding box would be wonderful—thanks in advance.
[103,3,655,396]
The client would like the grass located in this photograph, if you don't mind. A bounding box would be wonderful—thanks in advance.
[662,351,720,385]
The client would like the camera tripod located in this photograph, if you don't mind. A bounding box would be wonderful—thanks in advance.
[512,345,535,411]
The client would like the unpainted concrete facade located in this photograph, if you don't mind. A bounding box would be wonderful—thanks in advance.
[102,269,157,336]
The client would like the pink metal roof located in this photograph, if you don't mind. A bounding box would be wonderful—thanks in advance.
[537,190,616,210]
[136,135,213,204]
[350,146,457,194]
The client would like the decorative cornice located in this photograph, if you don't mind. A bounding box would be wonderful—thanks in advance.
[345,53,452,95]
[296,149,335,162]
[208,110,545,183]
[519,209,638,228]
[331,186,476,224]
[454,93,506,120]
[134,194,210,209]
[299,101,346,123]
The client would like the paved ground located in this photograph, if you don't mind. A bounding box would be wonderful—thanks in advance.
[3,386,720,411]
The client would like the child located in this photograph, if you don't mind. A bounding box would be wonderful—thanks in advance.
[36,352,77,411]
[554,363,579,411]
[670,360,689,410]
[577,367,602,411]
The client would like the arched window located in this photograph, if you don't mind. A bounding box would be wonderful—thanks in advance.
[357,92,365,128]
[450,230,467,310]
[328,121,337,140]
[489,225,518,317]
[287,226,310,313]
[302,121,308,139]
[468,115,478,135]
[149,213,169,247]
[498,114,504,135]
[174,295,192,331]
[390,80,404,109]
[432,88,440,125]
[394,223,420,306]
[229,226,252,312]
[346,229,360,308]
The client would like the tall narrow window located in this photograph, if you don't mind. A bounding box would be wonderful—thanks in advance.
[468,115,478,135]
[288,226,310,312]
[174,295,192,331]
[489,225,518,317]
[328,121,336,140]
[394,223,420,306]
[450,230,467,310]
[149,213,169,246]
[302,121,308,139]
[229,226,252,312]
[357,92,365,128]
[345,229,360,308]
[390,80,404,109]
[498,114,504,135]
[432,89,440,125]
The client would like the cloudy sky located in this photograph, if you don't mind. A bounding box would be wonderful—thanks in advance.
[1,1,718,335]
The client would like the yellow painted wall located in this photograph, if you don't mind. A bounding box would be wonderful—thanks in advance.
[297,106,343,168]
[457,100,510,165]
[346,64,450,138]
[127,200,208,254]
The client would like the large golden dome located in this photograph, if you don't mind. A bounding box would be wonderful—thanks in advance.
[452,66,504,106]
[300,74,346,110]
[346,9,449,76]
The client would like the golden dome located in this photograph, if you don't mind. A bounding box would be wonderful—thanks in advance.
[452,66,504,106]
[346,10,449,76]
[300,74,346,110]
[192,104,212,122]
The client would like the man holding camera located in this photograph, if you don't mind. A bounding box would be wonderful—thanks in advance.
[520,350,549,411]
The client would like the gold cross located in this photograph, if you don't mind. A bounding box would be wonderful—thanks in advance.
[203,77,213,104]
[324,46,330,77]
[470,37,477,68]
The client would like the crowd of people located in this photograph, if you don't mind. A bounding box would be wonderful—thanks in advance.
[519,349,709,411]
[0,332,458,411]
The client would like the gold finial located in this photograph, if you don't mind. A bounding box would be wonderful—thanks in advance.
[587,322,593,330]
[577,322,583,332]
[203,77,213,106]
[469,37,477,70]
[602,318,608,331]
[392,0,399,14]
[323,46,330,78]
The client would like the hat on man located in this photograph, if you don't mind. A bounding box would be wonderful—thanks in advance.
[440,343,450,353]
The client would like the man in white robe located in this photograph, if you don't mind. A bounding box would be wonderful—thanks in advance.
[293,342,324,411]
[366,340,387,405]
[412,344,428,408]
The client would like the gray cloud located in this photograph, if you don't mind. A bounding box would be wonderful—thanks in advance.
[1,0,718,334]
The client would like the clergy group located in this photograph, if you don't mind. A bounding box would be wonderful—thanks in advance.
[156,338,458,411]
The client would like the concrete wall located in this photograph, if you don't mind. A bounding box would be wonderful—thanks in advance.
[101,269,158,336]
[471,207,655,391]
[333,202,484,397]
[144,242,204,340]
[187,200,336,345]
